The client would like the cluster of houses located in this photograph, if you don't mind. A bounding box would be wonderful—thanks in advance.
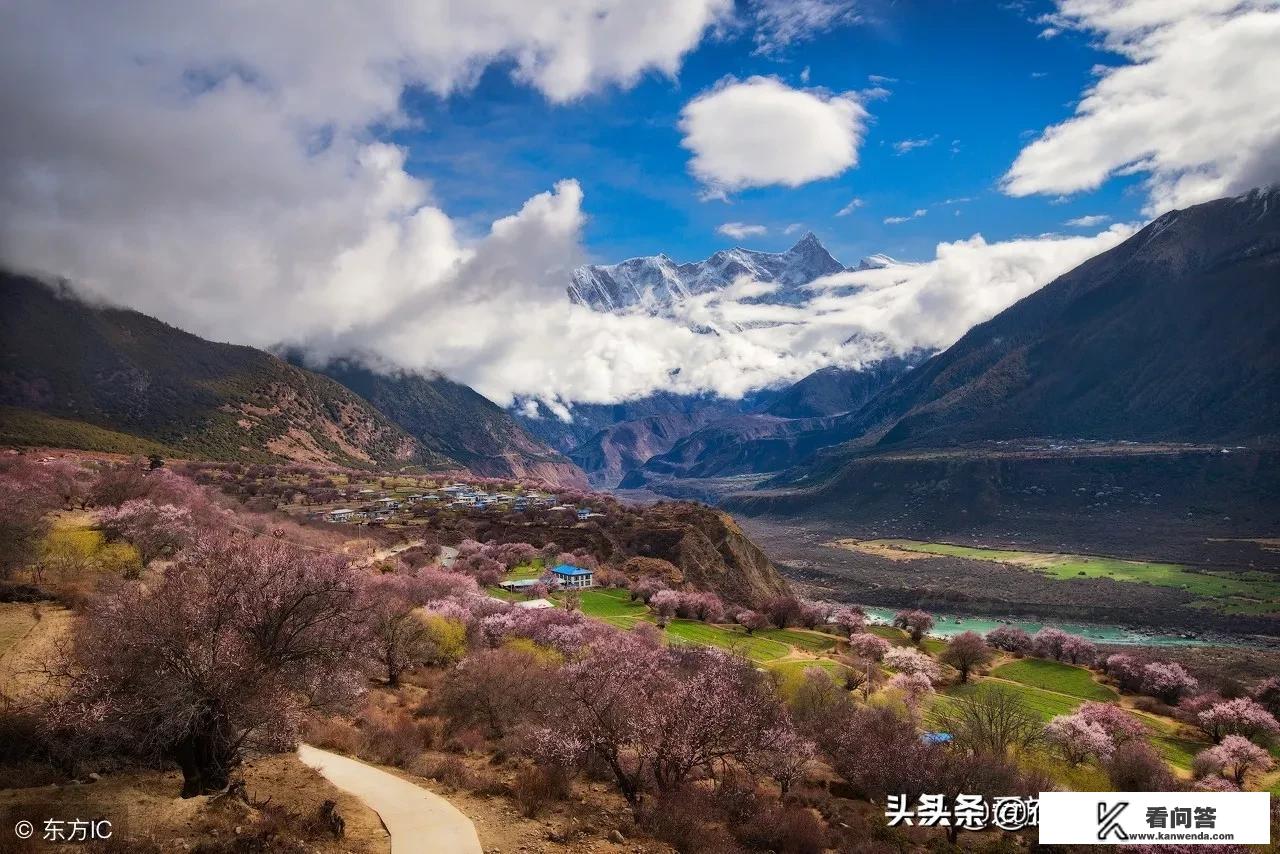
[319,483,601,525]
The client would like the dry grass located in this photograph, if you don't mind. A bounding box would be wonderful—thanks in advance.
[0,603,73,700]
[0,753,388,853]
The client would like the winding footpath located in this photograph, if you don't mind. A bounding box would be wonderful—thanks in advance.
[298,744,482,854]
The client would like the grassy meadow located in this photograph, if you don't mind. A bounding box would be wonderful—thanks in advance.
[869,539,1280,615]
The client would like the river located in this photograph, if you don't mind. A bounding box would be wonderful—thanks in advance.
[859,607,1255,648]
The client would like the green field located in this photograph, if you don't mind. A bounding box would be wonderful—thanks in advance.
[871,540,1280,614]
[866,624,945,655]
[502,558,546,582]
[934,678,1083,723]
[933,672,1205,771]
[992,658,1118,702]
[758,627,839,653]
[767,658,850,681]
[663,620,791,662]
[574,588,652,628]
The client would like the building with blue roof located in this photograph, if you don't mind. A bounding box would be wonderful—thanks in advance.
[550,563,594,590]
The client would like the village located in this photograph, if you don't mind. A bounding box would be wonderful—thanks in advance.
[314,481,604,525]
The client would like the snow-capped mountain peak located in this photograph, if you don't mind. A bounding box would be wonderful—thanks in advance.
[569,232,858,312]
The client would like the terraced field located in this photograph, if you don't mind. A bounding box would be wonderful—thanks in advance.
[758,627,839,653]
[991,659,1118,702]
[868,539,1280,614]
[935,679,1081,722]
[575,588,652,628]
[664,620,791,662]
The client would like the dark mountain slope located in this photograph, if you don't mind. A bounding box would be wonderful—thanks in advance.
[619,356,922,489]
[828,187,1280,454]
[765,355,927,419]
[313,360,587,488]
[726,188,1280,552]
[0,273,427,468]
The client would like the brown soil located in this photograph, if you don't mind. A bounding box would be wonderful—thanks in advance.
[0,754,388,852]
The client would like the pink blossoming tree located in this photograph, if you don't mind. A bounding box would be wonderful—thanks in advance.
[52,531,368,796]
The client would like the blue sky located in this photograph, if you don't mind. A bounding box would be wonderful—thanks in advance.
[397,0,1143,267]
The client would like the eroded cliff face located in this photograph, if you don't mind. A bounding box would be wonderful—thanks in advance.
[422,500,790,605]
[613,504,791,605]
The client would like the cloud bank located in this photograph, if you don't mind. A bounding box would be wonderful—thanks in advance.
[1004,0,1280,214]
[0,1,1141,417]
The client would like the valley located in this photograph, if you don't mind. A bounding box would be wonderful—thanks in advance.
[740,514,1280,641]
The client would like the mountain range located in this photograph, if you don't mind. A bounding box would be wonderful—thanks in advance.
[5,188,1277,511]
[567,231,891,312]
[522,234,914,486]
[0,273,584,486]
[717,188,1280,559]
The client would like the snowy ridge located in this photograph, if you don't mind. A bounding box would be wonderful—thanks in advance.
[569,232,887,313]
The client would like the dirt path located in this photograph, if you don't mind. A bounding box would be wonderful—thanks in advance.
[297,744,481,854]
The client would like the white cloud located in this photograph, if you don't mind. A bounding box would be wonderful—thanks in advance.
[783,222,805,235]
[892,136,938,155]
[1003,0,1280,214]
[1065,214,1110,227]
[717,222,769,239]
[679,76,868,195]
[835,197,866,216]
[883,209,928,224]
[749,0,863,55]
[0,0,729,350]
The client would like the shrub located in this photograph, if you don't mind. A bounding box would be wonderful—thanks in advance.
[414,755,474,789]
[513,764,572,817]
[737,803,828,854]
[357,707,433,768]
[638,788,740,854]
[1105,741,1174,791]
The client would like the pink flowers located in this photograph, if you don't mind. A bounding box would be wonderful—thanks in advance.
[887,671,934,708]
[1073,701,1148,743]
[831,606,866,635]
[1043,713,1115,765]
[647,589,726,623]
[883,646,941,682]
[892,609,934,643]
[847,633,891,662]
[1043,702,1147,766]
[1197,697,1280,743]
[985,625,1032,654]
[1140,661,1198,704]
[1195,735,1274,785]
[55,530,368,796]
[96,499,194,565]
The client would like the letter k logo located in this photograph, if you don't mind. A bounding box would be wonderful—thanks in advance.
[1098,802,1129,841]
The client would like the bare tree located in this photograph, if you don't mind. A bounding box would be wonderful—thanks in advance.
[937,684,1042,756]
